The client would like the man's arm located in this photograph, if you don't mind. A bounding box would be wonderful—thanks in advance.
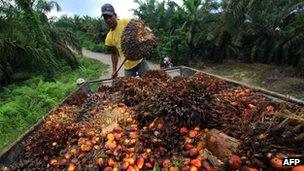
[109,46,119,78]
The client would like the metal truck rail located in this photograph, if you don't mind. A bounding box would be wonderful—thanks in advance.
[1,66,303,165]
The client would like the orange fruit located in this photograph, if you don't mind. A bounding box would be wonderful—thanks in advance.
[124,158,135,165]
[129,132,137,139]
[188,147,199,158]
[136,157,144,169]
[80,144,91,152]
[162,159,170,168]
[114,132,122,140]
[169,166,179,171]
[270,157,282,168]
[292,165,304,171]
[107,133,115,141]
[127,165,136,171]
[67,163,76,171]
[190,166,198,171]
[108,158,116,167]
[190,159,201,168]
[179,127,188,134]
[122,161,129,169]
[188,130,198,138]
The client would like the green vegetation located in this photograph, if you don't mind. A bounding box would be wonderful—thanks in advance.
[0,0,82,86]
[76,31,108,53]
[0,57,108,152]
[55,15,110,53]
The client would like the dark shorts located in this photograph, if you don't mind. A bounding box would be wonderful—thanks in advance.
[124,59,149,77]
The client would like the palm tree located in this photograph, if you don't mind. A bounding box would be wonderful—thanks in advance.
[35,0,61,23]
[0,0,81,85]
[33,0,82,66]
[226,0,304,67]
[182,0,202,65]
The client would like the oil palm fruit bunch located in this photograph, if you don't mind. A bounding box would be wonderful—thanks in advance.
[121,19,157,61]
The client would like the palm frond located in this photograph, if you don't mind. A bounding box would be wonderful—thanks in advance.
[288,2,304,12]
[35,0,61,13]
[52,42,79,69]
[283,32,304,49]
[0,37,48,85]
[0,37,47,65]
[50,27,82,55]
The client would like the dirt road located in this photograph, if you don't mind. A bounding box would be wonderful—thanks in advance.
[82,48,159,79]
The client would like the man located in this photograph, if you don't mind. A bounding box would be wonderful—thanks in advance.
[101,3,149,78]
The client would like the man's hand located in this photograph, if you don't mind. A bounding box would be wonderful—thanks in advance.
[112,71,118,79]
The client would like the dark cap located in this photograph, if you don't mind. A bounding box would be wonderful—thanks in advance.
[101,3,115,16]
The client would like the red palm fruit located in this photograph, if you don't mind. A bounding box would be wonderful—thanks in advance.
[136,157,145,169]
[185,144,194,150]
[228,155,242,170]
[169,166,179,171]
[122,162,129,169]
[292,166,304,171]
[108,158,116,167]
[104,167,113,171]
[162,159,170,168]
[188,130,198,138]
[242,166,259,171]
[129,132,137,139]
[127,165,136,171]
[188,147,199,157]
[270,157,282,169]
[179,127,188,134]
[191,159,202,168]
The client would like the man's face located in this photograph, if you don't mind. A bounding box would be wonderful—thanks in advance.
[103,14,117,30]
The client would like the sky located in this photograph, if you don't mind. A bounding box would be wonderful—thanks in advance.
[48,0,183,19]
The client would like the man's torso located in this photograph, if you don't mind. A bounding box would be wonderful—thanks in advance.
[105,18,142,70]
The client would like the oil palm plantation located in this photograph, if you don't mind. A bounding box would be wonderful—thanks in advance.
[134,0,304,75]
[222,0,304,74]
[0,0,82,86]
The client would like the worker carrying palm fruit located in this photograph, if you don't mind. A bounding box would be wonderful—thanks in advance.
[101,4,156,78]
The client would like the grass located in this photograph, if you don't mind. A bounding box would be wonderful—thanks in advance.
[0,57,108,153]
[191,60,304,100]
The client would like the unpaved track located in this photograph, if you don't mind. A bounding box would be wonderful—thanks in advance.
[82,48,159,79]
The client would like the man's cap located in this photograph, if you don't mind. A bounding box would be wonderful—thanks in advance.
[101,3,115,16]
[76,78,85,85]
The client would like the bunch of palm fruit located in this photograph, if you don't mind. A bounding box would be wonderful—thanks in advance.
[121,19,157,61]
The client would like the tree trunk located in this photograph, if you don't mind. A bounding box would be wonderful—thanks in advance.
[187,42,194,66]
[205,129,241,161]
